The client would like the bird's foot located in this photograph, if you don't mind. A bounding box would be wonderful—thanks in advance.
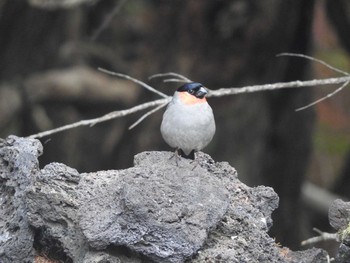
[169,149,181,166]
[168,149,200,170]
[190,159,199,171]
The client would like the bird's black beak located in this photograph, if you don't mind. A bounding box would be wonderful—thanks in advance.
[195,87,208,99]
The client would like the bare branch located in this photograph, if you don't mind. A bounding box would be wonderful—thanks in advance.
[27,57,350,139]
[98,68,169,98]
[207,75,350,97]
[28,98,170,139]
[28,74,350,139]
[128,102,168,130]
[277,53,349,76]
[301,228,339,246]
[296,81,350,111]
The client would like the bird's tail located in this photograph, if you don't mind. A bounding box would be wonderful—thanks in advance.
[178,149,195,160]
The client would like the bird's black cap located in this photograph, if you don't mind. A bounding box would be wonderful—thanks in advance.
[177,82,207,99]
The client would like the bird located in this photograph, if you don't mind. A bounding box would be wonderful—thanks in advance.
[161,82,216,160]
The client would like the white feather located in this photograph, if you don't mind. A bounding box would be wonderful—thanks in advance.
[161,91,216,155]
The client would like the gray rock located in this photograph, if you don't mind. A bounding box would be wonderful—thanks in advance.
[83,250,142,263]
[0,135,42,263]
[329,199,350,232]
[187,154,328,263]
[288,248,329,263]
[329,199,350,262]
[78,151,230,263]
[26,162,87,262]
[0,136,329,263]
[335,244,350,263]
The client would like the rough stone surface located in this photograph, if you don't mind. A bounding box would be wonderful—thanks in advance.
[26,162,87,262]
[335,244,350,263]
[78,152,230,263]
[329,199,350,232]
[0,135,42,263]
[329,199,350,262]
[187,156,328,263]
[287,248,329,263]
[83,251,142,263]
[0,136,330,263]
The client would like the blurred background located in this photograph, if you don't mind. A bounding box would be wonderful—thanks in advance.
[1,0,350,253]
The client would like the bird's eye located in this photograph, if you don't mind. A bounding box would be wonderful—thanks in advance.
[188,89,196,95]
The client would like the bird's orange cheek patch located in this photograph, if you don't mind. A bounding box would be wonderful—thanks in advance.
[179,92,207,105]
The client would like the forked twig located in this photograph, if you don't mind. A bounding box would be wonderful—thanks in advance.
[296,80,350,111]
[28,98,169,139]
[277,53,350,111]
[128,102,169,130]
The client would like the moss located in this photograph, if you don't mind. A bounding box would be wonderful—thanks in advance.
[340,222,350,241]
[314,127,350,156]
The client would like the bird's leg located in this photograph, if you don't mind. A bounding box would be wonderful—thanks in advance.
[190,152,199,170]
[169,148,181,166]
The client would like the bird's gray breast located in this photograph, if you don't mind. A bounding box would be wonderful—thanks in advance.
[161,98,215,155]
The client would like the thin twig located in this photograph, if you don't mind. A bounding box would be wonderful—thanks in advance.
[277,53,349,76]
[301,228,339,246]
[128,102,168,130]
[163,78,189,83]
[28,98,170,139]
[149,72,192,82]
[296,80,350,111]
[90,0,128,41]
[98,68,169,98]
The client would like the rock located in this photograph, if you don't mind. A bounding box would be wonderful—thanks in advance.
[78,151,230,263]
[26,162,87,263]
[288,248,329,263]
[0,136,329,263]
[329,199,350,262]
[335,244,350,263]
[329,199,350,232]
[0,135,42,263]
[83,251,142,263]
[188,156,328,263]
